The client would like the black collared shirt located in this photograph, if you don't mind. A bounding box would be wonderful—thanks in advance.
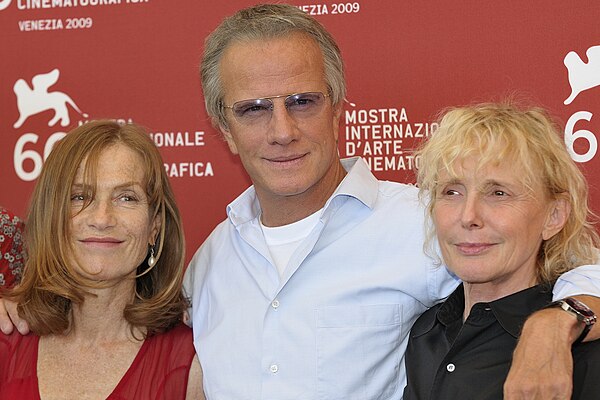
[403,284,600,400]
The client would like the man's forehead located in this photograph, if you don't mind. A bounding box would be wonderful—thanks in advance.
[221,33,321,67]
[219,34,326,99]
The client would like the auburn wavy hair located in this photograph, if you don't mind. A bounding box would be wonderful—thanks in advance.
[7,120,187,337]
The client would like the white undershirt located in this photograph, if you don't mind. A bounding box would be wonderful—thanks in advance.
[260,209,323,278]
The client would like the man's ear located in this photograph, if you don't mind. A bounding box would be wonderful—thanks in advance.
[219,123,239,155]
[331,101,343,142]
[542,198,570,241]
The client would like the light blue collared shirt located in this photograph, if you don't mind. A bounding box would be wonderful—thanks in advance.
[184,157,600,400]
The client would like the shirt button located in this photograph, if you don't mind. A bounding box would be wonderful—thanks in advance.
[271,300,280,309]
[270,364,279,373]
[446,363,456,372]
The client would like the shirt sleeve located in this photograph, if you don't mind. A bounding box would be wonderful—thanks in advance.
[182,258,196,327]
[428,260,461,306]
[553,264,600,300]
[182,235,214,327]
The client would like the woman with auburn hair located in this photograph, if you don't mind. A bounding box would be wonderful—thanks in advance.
[0,120,204,399]
[403,102,600,399]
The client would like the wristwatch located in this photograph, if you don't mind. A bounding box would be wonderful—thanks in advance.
[546,297,597,344]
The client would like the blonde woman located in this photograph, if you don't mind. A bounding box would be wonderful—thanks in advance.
[403,103,600,399]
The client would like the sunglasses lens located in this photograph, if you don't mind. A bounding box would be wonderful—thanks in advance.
[285,92,325,115]
[232,98,273,122]
[229,92,328,126]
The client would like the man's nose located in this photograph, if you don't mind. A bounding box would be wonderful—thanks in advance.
[266,99,301,145]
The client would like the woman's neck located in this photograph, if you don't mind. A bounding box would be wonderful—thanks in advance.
[65,279,144,343]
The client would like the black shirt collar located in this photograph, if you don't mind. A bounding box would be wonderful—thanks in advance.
[412,283,553,338]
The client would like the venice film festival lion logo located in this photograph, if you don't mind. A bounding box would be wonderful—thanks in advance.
[13,69,88,129]
[564,45,600,105]
[0,0,11,11]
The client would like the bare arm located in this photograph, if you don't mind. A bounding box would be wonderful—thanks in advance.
[0,297,29,335]
[186,354,205,400]
[504,294,598,399]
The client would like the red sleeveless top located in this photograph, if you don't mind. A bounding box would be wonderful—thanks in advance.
[0,323,196,399]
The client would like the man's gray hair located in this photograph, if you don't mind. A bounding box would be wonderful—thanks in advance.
[200,3,346,129]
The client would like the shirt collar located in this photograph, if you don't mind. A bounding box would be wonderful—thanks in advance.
[327,157,379,210]
[488,283,553,337]
[411,283,553,339]
[226,157,379,227]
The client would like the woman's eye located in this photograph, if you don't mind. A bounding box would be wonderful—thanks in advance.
[439,188,461,197]
[71,194,85,201]
[119,194,138,202]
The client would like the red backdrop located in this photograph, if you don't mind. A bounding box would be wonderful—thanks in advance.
[2,0,599,262]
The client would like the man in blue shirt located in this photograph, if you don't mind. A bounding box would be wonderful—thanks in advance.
[183,4,600,399]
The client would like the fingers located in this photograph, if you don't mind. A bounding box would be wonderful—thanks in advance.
[0,299,15,335]
[7,299,30,335]
[0,298,30,335]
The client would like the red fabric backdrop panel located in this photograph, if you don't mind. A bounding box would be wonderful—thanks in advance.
[1,1,599,262]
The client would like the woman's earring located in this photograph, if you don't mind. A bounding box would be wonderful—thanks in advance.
[148,245,157,268]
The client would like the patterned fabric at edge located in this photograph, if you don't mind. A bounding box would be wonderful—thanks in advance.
[0,207,25,288]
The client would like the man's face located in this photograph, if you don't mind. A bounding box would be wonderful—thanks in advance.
[218,32,343,209]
